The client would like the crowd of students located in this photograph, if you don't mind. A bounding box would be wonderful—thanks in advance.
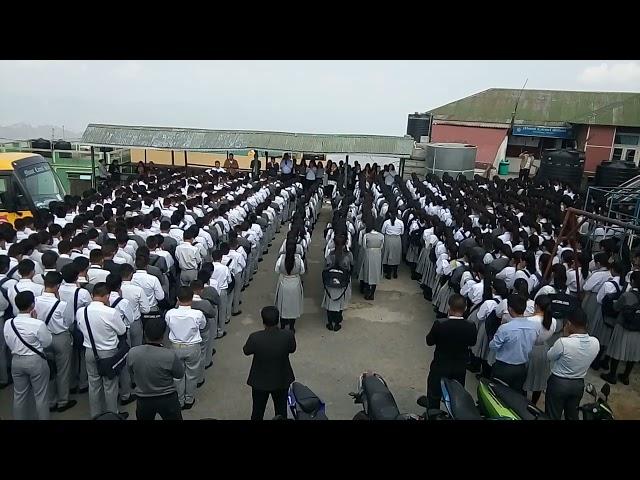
[0,164,318,420]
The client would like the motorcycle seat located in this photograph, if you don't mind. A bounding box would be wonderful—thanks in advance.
[292,382,322,414]
[442,378,482,420]
[489,379,548,420]
[363,375,400,420]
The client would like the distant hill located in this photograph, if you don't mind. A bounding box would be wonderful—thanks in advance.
[0,123,83,142]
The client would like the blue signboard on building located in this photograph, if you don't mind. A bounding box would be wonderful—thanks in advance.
[512,125,574,139]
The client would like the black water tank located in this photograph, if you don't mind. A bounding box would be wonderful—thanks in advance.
[536,148,584,186]
[30,138,52,158]
[54,139,72,158]
[595,161,640,187]
[407,113,431,142]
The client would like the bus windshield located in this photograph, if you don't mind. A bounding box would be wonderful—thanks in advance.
[14,161,65,208]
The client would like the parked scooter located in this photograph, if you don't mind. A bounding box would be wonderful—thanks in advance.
[416,378,483,420]
[477,377,548,420]
[349,372,419,420]
[287,382,328,420]
[579,383,614,420]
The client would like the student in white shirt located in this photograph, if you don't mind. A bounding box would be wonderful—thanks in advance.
[75,282,128,419]
[35,271,77,413]
[87,249,110,285]
[165,286,207,410]
[381,211,404,279]
[132,256,165,313]
[33,250,59,286]
[3,290,52,420]
[117,264,150,347]
[175,228,202,286]
[9,260,45,317]
[210,250,231,338]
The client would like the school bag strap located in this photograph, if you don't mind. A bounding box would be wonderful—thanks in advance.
[45,300,61,325]
[10,319,46,360]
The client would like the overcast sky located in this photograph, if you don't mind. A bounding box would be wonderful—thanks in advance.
[1,60,638,136]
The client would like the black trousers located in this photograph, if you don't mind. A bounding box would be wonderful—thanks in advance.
[251,387,288,420]
[545,375,584,421]
[327,310,343,325]
[491,360,528,394]
[426,363,467,410]
[136,392,183,420]
[519,168,530,180]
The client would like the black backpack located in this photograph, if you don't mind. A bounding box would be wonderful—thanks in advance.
[322,267,351,290]
[483,299,502,341]
[621,291,640,332]
[549,291,580,320]
[449,262,468,291]
[0,267,19,319]
[601,281,622,325]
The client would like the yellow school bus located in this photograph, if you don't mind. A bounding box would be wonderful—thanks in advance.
[0,153,67,225]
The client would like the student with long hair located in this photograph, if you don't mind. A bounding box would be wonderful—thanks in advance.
[381,208,404,279]
[322,234,353,332]
[523,295,557,405]
[357,218,384,301]
[274,240,305,333]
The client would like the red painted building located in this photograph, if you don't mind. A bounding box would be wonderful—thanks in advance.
[424,89,640,175]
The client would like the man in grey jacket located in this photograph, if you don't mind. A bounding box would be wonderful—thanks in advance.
[127,316,184,420]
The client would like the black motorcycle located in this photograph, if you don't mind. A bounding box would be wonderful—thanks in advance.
[287,382,328,420]
[349,372,419,420]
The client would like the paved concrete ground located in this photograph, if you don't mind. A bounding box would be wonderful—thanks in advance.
[1,202,639,419]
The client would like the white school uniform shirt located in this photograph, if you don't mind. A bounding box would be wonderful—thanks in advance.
[210,262,231,291]
[514,269,538,293]
[381,219,404,236]
[87,265,110,284]
[596,276,621,304]
[495,298,535,323]
[582,268,610,293]
[168,226,184,243]
[477,296,503,321]
[132,270,165,310]
[165,305,207,345]
[58,282,92,314]
[109,293,135,327]
[120,280,150,321]
[35,292,73,335]
[87,241,101,252]
[564,263,584,294]
[528,313,557,345]
[33,269,58,286]
[175,242,202,271]
[115,247,135,266]
[4,313,52,355]
[154,248,174,270]
[75,301,126,351]
[9,279,45,317]
[496,266,516,290]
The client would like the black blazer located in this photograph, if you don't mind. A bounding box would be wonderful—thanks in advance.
[243,328,296,391]
[426,317,477,372]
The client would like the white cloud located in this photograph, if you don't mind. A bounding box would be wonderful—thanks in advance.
[579,61,640,86]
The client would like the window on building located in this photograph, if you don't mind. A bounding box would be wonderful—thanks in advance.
[611,131,640,165]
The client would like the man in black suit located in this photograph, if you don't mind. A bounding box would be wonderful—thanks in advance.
[425,294,477,410]
[243,306,296,420]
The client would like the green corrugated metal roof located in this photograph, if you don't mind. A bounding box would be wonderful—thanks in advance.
[81,124,414,157]
[428,88,640,128]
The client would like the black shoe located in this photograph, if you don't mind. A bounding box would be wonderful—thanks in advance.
[618,374,630,386]
[384,274,391,280]
[258,258,263,262]
[216,332,227,339]
[241,287,246,292]
[182,400,196,410]
[225,319,230,324]
[79,386,88,394]
[56,400,78,413]
[197,379,205,388]
[49,405,58,413]
[118,411,130,419]
[326,323,334,331]
[212,348,216,356]
[600,372,617,384]
[334,324,342,332]
[590,360,601,371]
[232,311,242,316]
[120,395,137,406]
[205,362,213,370]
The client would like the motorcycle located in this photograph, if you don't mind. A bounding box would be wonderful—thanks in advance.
[416,378,483,420]
[477,377,548,420]
[579,382,614,420]
[349,372,419,420]
[287,382,328,420]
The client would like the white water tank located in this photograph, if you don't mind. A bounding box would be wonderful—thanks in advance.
[424,143,477,179]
